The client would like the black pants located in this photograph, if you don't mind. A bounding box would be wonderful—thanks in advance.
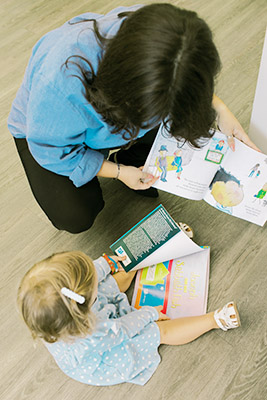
[14,127,158,233]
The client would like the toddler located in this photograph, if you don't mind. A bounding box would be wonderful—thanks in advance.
[17,251,240,386]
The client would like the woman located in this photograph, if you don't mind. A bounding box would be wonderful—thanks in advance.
[8,3,257,233]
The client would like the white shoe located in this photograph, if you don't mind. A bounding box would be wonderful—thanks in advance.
[178,222,194,239]
[214,302,241,331]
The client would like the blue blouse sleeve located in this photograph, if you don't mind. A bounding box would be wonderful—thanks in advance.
[26,79,104,187]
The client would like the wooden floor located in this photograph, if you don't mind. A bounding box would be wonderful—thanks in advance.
[1,1,267,399]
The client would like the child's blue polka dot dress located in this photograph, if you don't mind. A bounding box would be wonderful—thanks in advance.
[45,257,161,386]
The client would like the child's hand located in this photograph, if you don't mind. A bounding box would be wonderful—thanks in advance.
[154,306,170,321]
[107,255,127,272]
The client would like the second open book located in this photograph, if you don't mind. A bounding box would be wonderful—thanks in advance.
[144,124,267,226]
[131,249,210,318]
[110,205,210,318]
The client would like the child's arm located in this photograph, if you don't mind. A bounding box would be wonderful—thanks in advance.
[107,254,137,292]
[93,256,112,282]
[112,270,136,292]
[97,254,136,292]
[93,255,126,282]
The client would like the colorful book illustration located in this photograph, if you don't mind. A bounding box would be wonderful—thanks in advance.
[110,205,204,272]
[144,124,267,226]
[132,248,210,318]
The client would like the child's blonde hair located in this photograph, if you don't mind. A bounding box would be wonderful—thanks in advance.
[17,251,97,343]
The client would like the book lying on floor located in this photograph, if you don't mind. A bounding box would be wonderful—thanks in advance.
[144,124,267,226]
[110,204,205,272]
[131,248,210,318]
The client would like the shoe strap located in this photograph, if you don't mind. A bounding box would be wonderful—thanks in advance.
[214,302,238,331]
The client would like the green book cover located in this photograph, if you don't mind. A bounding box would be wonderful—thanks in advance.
[110,205,181,272]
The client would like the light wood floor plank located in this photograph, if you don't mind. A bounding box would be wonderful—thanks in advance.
[1,1,267,400]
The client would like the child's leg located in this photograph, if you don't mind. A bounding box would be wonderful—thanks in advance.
[156,312,217,345]
[156,302,240,345]
[112,271,136,293]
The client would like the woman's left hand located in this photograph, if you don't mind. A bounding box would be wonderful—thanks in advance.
[213,95,261,152]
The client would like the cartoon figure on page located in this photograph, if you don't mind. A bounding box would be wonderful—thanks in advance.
[253,182,267,205]
[209,168,244,215]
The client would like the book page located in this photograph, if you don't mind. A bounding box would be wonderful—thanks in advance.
[203,138,267,226]
[131,248,210,318]
[144,124,230,200]
[110,204,202,272]
[133,230,203,270]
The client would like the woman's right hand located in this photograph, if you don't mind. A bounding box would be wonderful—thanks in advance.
[153,306,170,321]
[118,164,158,190]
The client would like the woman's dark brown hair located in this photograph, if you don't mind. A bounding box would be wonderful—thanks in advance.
[64,3,221,147]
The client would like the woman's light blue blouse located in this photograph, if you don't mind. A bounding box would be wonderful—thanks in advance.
[8,5,152,187]
[45,257,161,386]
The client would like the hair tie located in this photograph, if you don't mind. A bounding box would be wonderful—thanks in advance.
[61,287,85,304]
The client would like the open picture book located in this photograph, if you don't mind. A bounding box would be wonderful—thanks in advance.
[110,205,210,318]
[144,124,267,226]
[110,204,207,272]
[131,248,210,319]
